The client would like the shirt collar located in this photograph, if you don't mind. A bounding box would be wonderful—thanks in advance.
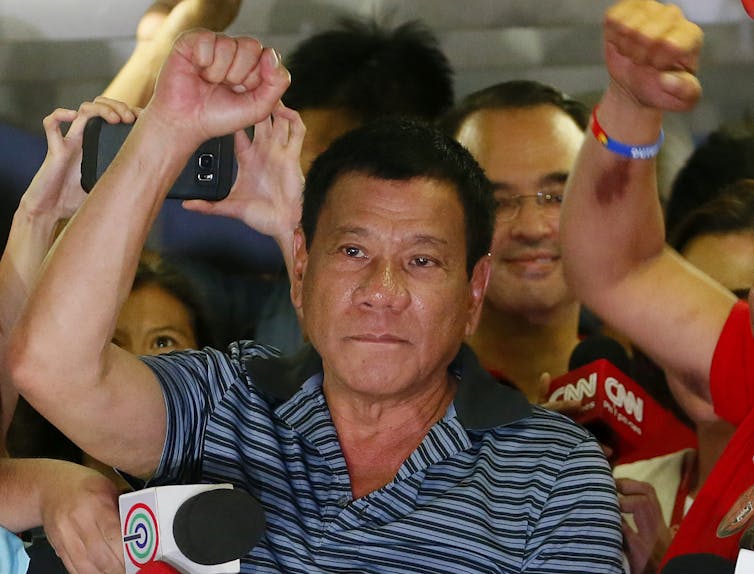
[244,342,531,430]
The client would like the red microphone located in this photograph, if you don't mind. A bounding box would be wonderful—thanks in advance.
[137,561,180,573]
[547,336,696,464]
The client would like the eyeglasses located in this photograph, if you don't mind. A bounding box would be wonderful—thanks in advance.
[495,191,564,222]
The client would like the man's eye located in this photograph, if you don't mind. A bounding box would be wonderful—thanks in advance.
[152,335,177,350]
[342,246,365,258]
[543,193,564,205]
[412,256,435,268]
[496,197,517,210]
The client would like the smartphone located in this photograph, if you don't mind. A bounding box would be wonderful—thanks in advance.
[81,117,235,201]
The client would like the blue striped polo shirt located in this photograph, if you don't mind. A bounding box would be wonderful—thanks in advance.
[142,342,623,573]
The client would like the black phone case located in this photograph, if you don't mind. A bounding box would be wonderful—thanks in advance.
[81,117,234,201]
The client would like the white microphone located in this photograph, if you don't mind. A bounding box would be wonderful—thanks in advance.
[119,483,265,574]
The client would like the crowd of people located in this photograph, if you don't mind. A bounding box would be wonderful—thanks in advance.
[0,0,753,573]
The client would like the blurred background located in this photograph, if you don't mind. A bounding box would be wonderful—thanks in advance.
[2,0,754,135]
[2,0,754,222]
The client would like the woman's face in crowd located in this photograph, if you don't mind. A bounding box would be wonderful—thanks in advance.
[113,283,198,355]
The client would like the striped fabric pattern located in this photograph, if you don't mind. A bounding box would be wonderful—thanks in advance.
[143,342,623,573]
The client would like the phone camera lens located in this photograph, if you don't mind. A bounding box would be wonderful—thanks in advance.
[198,153,214,170]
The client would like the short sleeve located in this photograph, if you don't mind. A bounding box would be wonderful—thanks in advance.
[710,301,754,426]
[522,437,624,573]
[140,347,245,485]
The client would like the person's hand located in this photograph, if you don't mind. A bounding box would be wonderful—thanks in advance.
[145,29,291,145]
[538,371,583,416]
[603,0,703,112]
[617,477,672,574]
[39,462,123,574]
[183,101,305,242]
[21,97,138,222]
[538,371,616,461]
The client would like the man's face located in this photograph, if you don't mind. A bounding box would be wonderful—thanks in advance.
[291,173,489,401]
[455,105,584,319]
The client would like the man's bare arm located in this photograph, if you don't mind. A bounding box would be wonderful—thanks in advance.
[8,31,290,477]
[0,100,137,440]
[561,1,735,412]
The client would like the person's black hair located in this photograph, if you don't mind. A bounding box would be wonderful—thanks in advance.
[666,123,754,231]
[301,117,495,277]
[669,179,754,253]
[132,252,214,348]
[439,79,589,137]
[283,18,454,122]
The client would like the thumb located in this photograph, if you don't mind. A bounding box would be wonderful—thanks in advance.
[182,198,219,214]
[657,70,702,111]
[537,372,552,403]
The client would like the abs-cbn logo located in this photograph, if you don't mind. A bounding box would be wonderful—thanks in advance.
[549,372,644,423]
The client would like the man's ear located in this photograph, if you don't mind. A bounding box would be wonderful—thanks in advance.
[289,228,308,312]
[465,254,491,336]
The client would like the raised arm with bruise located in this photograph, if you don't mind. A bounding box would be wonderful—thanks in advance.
[560,0,735,417]
[8,30,290,478]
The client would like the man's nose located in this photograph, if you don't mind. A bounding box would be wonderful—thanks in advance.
[353,258,411,311]
[509,196,555,240]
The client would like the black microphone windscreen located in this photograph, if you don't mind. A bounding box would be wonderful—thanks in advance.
[661,553,736,574]
[172,487,266,565]
[568,335,631,374]
[25,538,67,574]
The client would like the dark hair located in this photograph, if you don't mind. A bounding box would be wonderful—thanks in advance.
[666,124,754,231]
[669,179,754,252]
[283,18,454,123]
[301,117,495,276]
[439,80,589,137]
[132,252,214,348]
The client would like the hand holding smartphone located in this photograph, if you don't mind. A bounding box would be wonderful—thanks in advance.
[81,117,235,201]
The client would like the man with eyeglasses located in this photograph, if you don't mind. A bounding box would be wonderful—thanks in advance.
[442,80,690,573]
[441,81,588,402]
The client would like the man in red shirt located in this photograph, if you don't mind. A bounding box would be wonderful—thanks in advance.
[560,0,752,568]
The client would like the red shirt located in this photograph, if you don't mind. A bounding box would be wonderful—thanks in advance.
[661,301,754,566]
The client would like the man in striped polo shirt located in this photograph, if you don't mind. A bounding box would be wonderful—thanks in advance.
[9,27,623,574]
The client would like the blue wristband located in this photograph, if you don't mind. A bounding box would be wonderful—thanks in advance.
[591,107,664,159]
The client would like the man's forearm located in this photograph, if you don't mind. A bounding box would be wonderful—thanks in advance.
[561,83,665,300]
[0,202,60,336]
[561,1,730,397]
[0,205,60,438]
